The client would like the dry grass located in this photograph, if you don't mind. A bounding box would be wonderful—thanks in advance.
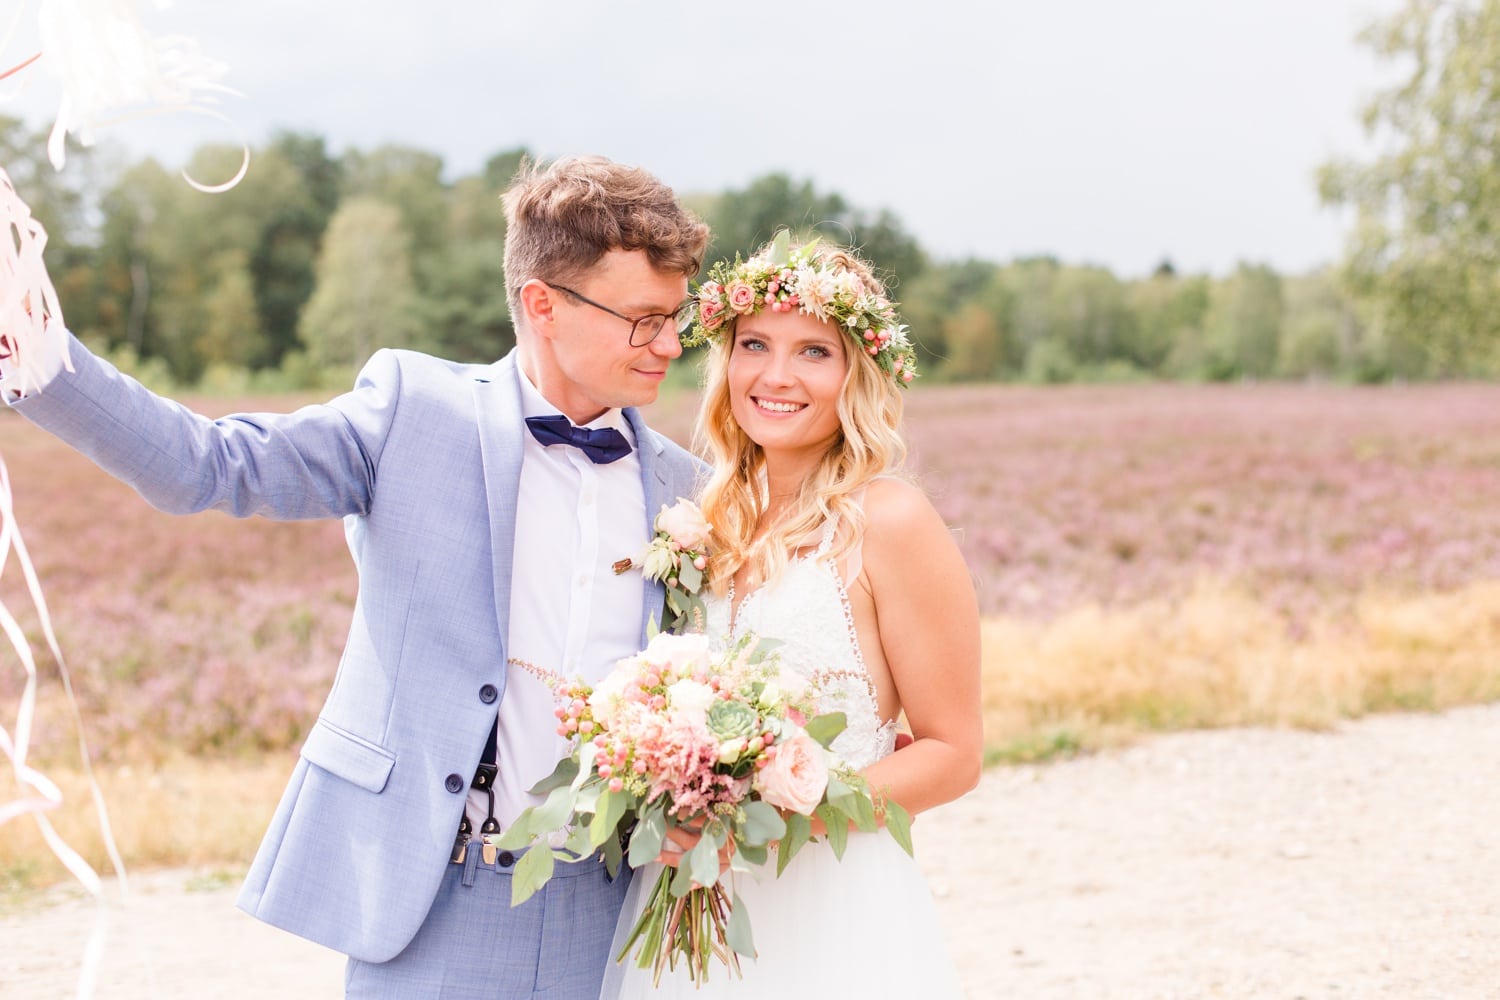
[0,752,294,901]
[980,578,1500,763]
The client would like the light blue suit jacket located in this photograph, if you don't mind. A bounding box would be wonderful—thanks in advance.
[12,335,704,962]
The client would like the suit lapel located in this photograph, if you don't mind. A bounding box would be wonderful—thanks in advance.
[473,353,526,648]
[625,407,673,642]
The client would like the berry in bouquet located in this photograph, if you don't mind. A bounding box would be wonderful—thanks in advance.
[497,630,914,986]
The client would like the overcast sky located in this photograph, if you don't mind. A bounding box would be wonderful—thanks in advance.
[5,0,1402,278]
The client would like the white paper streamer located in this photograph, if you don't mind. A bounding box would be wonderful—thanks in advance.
[0,446,125,999]
[0,167,72,395]
[36,0,238,170]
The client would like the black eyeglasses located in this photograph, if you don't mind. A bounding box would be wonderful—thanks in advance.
[549,283,694,347]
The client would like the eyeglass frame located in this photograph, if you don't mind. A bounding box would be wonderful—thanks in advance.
[546,282,693,347]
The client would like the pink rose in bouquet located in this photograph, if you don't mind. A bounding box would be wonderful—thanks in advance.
[498,632,913,986]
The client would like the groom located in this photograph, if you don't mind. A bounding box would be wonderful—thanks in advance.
[3,156,709,997]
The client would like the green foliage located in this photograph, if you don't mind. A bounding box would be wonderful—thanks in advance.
[14,104,1496,385]
[1319,0,1500,376]
[701,173,927,287]
[298,196,420,372]
[1202,263,1284,380]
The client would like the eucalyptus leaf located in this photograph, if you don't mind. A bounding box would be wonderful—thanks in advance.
[825,774,856,807]
[884,799,915,856]
[509,846,555,907]
[741,800,787,846]
[493,816,536,850]
[589,789,629,848]
[601,827,624,878]
[628,807,667,867]
[669,853,696,897]
[563,824,593,856]
[776,812,812,876]
[847,791,878,832]
[736,841,768,866]
[804,711,848,748]
[817,803,849,860]
[677,560,702,592]
[526,755,580,796]
[724,892,756,957]
[686,831,721,890]
[530,783,579,832]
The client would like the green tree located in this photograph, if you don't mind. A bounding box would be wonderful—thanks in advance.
[1202,264,1284,380]
[299,197,419,371]
[1319,0,1500,376]
[900,258,1004,376]
[340,145,448,263]
[704,174,926,286]
[247,132,343,368]
[941,301,1006,380]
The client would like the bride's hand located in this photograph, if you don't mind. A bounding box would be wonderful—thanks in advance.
[655,820,734,876]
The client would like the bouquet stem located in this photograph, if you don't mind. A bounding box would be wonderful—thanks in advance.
[617,867,743,987]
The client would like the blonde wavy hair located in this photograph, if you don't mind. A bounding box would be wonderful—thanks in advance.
[695,241,908,596]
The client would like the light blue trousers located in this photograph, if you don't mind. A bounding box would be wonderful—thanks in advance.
[345,846,632,999]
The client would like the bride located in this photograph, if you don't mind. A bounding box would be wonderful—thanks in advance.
[604,236,982,997]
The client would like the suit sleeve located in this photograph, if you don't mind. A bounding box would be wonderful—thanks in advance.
[9,332,400,520]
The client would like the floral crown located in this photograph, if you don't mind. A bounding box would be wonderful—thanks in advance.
[680,231,918,386]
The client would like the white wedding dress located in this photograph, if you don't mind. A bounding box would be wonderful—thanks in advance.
[603,517,964,998]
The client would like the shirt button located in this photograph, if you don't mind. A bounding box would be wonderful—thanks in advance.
[444,773,464,794]
[479,684,499,704]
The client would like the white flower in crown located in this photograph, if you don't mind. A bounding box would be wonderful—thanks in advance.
[793,266,838,319]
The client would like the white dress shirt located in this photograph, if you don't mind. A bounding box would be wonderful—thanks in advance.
[463,365,648,836]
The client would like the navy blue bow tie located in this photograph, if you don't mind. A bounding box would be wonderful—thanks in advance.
[524,415,632,464]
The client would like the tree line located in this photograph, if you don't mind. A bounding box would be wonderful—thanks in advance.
[10,0,1500,393]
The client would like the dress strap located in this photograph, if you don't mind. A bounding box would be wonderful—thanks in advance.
[814,487,873,582]
[814,514,840,556]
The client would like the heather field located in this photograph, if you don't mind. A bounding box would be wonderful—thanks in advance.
[3,380,1500,886]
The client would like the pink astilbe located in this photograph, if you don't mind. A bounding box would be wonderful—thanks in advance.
[636,715,743,819]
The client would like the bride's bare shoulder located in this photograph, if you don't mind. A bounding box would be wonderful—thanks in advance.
[862,476,940,528]
[860,477,960,570]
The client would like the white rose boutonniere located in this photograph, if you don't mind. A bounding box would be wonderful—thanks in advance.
[627,498,711,633]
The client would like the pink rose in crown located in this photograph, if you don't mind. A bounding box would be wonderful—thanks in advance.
[753,730,829,815]
[698,289,726,331]
[725,279,757,314]
[702,296,726,332]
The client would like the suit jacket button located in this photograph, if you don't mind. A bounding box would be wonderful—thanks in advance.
[444,773,464,793]
[479,684,499,704]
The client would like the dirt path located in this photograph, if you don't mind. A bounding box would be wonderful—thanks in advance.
[5,703,1498,999]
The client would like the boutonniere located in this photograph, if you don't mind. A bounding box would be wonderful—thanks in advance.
[616,498,710,633]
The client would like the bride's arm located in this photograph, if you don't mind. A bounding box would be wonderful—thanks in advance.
[857,477,983,817]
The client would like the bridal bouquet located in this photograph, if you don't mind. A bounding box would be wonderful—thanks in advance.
[498,630,913,985]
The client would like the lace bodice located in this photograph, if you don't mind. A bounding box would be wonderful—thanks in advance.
[703,520,897,772]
